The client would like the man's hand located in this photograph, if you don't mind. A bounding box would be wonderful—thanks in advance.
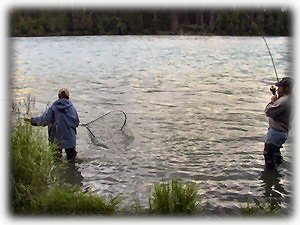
[24,117,31,122]
[271,95,278,103]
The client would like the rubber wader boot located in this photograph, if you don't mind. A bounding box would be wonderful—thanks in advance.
[264,143,282,168]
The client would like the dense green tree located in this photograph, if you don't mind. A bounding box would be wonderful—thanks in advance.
[170,11,179,34]
[78,12,93,34]
[208,11,215,33]
[274,11,284,35]
[265,12,275,35]
[128,13,144,34]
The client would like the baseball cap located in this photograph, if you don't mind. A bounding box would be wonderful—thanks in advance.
[275,77,292,88]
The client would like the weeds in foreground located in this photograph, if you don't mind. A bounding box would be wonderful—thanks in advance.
[33,185,122,215]
[239,197,281,216]
[149,178,201,215]
[10,120,59,213]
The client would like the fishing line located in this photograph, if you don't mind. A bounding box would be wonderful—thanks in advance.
[243,12,279,82]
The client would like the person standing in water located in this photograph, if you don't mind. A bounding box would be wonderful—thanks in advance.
[264,77,293,168]
[25,88,80,160]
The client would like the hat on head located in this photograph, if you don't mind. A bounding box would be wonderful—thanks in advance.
[275,77,293,89]
[58,88,70,99]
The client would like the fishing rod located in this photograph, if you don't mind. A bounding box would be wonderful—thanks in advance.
[243,12,279,95]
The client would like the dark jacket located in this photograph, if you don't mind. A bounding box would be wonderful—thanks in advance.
[265,95,291,132]
[31,98,80,149]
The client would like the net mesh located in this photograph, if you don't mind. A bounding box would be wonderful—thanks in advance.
[84,110,133,149]
[86,110,127,133]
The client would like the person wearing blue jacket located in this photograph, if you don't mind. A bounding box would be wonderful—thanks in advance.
[25,88,80,159]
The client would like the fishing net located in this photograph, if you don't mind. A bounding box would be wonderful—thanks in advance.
[81,110,133,149]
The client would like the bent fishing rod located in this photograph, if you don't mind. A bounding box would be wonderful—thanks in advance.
[243,12,279,95]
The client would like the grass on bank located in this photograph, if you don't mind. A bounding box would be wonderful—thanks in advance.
[34,185,122,215]
[149,178,200,215]
[11,120,57,213]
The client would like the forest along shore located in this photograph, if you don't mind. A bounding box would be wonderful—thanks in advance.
[10,9,290,37]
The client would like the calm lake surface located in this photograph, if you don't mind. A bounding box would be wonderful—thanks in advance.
[10,36,293,215]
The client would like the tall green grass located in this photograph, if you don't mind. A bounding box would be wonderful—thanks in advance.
[149,178,200,215]
[10,120,58,213]
[33,185,122,215]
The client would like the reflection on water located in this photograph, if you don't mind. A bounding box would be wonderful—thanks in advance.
[10,36,292,214]
[60,158,84,187]
[259,167,288,214]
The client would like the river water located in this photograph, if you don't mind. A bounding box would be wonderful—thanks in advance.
[10,35,293,215]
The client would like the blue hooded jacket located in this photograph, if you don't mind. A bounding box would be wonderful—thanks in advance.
[31,99,80,149]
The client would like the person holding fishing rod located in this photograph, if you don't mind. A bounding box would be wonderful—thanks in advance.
[242,12,293,168]
[24,88,80,160]
[264,77,293,168]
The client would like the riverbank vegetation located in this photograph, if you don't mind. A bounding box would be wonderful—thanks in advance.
[149,179,200,215]
[239,198,282,216]
[10,8,290,37]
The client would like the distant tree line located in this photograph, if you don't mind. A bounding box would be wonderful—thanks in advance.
[10,8,291,37]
